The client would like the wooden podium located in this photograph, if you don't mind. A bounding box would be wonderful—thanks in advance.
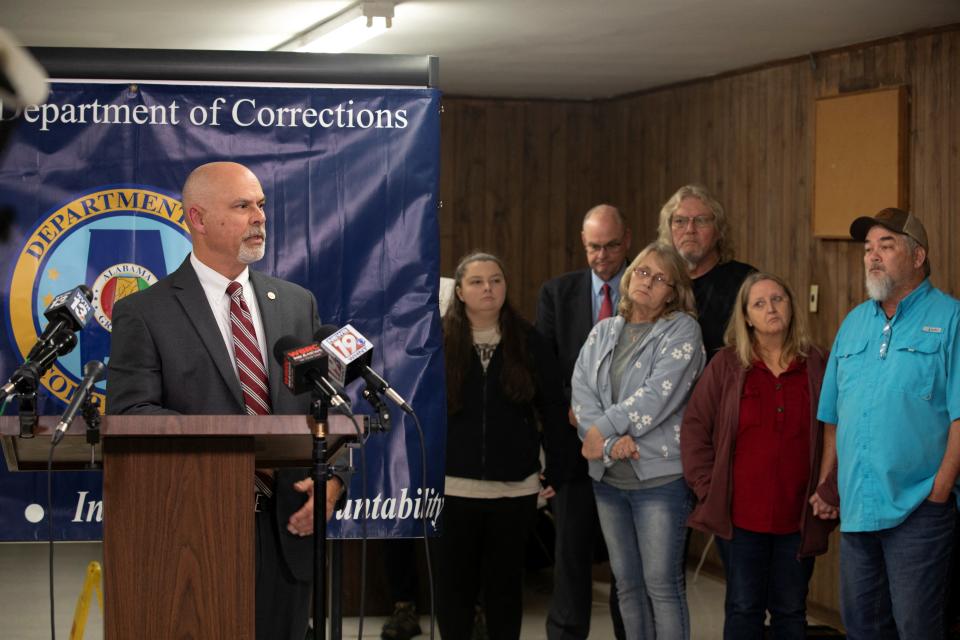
[1,414,360,640]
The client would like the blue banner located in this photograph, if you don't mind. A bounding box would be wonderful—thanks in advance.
[0,81,445,540]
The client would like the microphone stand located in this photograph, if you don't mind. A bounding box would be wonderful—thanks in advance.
[16,367,39,439]
[310,395,333,640]
[330,538,344,640]
[81,395,101,469]
[309,386,364,639]
[361,386,391,431]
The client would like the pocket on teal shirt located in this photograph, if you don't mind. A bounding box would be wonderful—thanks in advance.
[890,334,940,400]
[835,338,868,396]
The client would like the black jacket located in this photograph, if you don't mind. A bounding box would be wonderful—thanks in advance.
[535,268,596,485]
[445,325,567,485]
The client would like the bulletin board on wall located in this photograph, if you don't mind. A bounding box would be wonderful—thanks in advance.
[813,86,909,238]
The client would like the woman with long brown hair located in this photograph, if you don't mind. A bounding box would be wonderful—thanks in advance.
[439,250,566,640]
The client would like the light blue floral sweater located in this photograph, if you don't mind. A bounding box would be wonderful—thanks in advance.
[572,312,706,483]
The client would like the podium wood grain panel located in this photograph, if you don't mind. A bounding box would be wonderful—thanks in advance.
[103,436,255,640]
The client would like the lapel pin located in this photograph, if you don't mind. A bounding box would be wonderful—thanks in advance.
[267,291,277,300]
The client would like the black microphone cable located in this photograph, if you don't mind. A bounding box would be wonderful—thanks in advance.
[362,388,436,639]
[356,387,435,639]
[7,351,61,639]
[342,411,368,640]
[47,432,57,640]
[406,408,436,640]
[0,402,53,640]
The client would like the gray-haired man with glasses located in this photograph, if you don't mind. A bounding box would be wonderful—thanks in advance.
[657,184,755,359]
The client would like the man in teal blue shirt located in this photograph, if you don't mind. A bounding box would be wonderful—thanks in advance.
[814,207,960,639]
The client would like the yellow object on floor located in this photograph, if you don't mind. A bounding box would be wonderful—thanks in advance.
[69,561,103,640]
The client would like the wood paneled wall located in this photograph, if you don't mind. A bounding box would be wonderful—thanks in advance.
[601,28,960,346]
[440,27,960,345]
[438,26,960,622]
[438,99,605,314]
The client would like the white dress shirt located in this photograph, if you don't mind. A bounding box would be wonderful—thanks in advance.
[190,252,270,378]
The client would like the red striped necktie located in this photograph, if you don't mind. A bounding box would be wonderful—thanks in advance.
[226,281,272,415]
[598,282,613,322]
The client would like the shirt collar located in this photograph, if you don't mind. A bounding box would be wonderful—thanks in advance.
[869,277,931,321]
[190,252,250,295]
[751,355,806,375]
[591,263,627,296]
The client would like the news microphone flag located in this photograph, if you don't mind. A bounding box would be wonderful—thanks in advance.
[320,324,373,387]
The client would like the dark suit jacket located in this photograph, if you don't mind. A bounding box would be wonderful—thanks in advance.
[536,268,595,485]
[106,257,321,581]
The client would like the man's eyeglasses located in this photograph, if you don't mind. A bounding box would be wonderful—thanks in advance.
[670,214,715,230]
[585,240,624,254]
[633,267,674,288]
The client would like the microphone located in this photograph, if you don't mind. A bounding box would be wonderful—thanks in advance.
[272,335,352,412]
[318,323,413,413]
[27,285,93,361]
[0,331,77,401]
[51,360,105,445]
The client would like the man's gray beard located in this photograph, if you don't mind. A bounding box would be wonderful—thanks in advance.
[678,247,701,271]
[238,246,264,264]
[238,245,264,264]
[238,228,266,264]
[865,271,893,301]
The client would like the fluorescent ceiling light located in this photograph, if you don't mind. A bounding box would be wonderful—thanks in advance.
[275,1,395,54]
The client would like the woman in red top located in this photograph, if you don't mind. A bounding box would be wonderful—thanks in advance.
[681,272,838,640]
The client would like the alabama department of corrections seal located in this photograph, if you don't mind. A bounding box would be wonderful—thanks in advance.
[90,264,158,332]
[4,185,192,408]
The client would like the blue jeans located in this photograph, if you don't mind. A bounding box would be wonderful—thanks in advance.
[547,477,626,640]
[840,498,956,639]
[715,528,814,640]
[593,477,692,639]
